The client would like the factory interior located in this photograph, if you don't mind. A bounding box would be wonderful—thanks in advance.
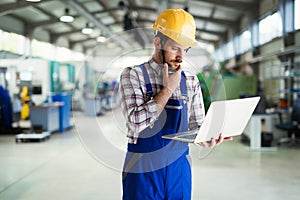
[0,0,300,199]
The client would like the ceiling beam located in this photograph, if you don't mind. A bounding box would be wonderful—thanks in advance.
[126,6,238,28]
[91,6,156,16]
[32,5,77,31]
[52,30,78,38]
[203,3,217,30]
[133,6,156,13]
[196,37,218,46]
[195,0,258,14]
[6,13,35,37]
[197,29,226,42]
[92,7,119,15]
[31,8,118,28]
[0,1,42,16]
[103,18,226,38]
[31,18,61,29]
[197,28,224,37]
[37,19,228,47]
[69,37,96,48]
[65,0,131,50]
[194,15,236,29]
[130,18,230,37]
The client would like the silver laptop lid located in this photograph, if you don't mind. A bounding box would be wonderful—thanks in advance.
[194,96,260,143]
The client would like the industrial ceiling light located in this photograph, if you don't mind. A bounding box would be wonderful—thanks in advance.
[26,0,42,2]
[81,23,93,35]
[107,42,116,48]
[96,36,106,43]
[59,8,74,23]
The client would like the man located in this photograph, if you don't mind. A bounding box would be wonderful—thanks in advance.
[119,8,230,200]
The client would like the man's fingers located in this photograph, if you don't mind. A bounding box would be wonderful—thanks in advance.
[199,138,215,148]
[215,134,223,145]
[163,63,169,78]
[209,137,216,147]
[199,142,209,148]
[224,137,233,141]
[196,134,234,148]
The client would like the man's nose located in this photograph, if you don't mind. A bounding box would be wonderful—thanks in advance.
[176,52,183,60]
[176,49,184,59]
[177,49,184,57]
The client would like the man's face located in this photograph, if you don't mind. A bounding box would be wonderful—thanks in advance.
[163,39,190,70]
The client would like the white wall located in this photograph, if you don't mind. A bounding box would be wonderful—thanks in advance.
[259,38,284,55]
[295,31,300,45]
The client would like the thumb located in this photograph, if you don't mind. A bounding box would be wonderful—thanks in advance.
[163,63,169,78]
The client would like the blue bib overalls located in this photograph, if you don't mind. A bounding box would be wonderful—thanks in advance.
[122,65,191,200]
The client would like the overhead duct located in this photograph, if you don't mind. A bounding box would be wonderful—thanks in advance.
[119,1,150,48]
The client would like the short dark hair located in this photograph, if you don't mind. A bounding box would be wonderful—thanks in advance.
[154,31,169,44]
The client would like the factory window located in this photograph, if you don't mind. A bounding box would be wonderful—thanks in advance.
[258,11,283,45]
[295,0,300,30]
[214,47,225,62]
[239,30,251,53]
[224,41,235,59]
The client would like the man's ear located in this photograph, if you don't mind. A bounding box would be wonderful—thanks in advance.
[153,37,161,49]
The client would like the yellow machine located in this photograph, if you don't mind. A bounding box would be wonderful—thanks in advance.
[20,86,30,120]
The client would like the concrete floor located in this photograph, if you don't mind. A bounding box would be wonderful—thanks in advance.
[0,109,300,200]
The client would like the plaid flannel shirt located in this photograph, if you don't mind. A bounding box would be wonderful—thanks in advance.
[119,59,205,144]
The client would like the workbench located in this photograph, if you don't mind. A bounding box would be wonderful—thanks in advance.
[30,102,63,133]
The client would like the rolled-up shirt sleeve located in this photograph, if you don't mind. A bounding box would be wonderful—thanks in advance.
[188,74,205,131]
[119,66,158,141]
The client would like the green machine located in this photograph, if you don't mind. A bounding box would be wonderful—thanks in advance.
[197,71,257,111]
[50,61,75,94]
[197,73,211,112]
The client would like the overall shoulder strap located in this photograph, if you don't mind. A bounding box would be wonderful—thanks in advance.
[180,71,187,96]
[139,64,153,101]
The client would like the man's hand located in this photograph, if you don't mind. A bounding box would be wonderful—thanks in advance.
[154,63,182,116]
[163,63,182,94]
[197,134,233,148]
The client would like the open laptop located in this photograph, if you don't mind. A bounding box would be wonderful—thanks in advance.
[162,96,260,143]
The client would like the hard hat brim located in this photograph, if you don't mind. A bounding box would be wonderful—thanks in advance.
[153,26,198,47]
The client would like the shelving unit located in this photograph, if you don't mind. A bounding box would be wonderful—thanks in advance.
[263,61,300,108]
[259,61,300,145]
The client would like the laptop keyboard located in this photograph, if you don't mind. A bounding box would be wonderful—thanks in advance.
[177,133,197,140]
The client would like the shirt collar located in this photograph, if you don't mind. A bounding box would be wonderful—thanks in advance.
[148,58,162,75]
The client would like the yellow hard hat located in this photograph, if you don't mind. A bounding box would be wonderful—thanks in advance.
[152,8,198,47]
